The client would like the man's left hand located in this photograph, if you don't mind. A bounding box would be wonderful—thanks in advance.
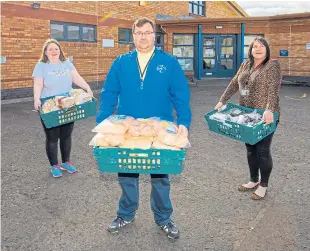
[178,125,188,137]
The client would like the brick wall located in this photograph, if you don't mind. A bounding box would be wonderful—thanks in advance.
[206,2,242,18]
[11,1,189,19]
[245,20,310,76]
[2,1,309,100]
[265,21,310,77]
[1,1,192,99]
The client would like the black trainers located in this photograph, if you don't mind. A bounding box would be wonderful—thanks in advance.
[107,217,135,233]
[160,220,180,239]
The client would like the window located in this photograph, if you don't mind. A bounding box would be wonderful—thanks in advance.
[51,23,64,40]
[189,1,205,16]
[50,21,96,42]
[243,35,263,60]
[173,34,194,71]
[118,28,133,44]
[220,37,234,70]
[119,29,164,51]
[83,26,95,42]
[156,33,164,50]
[68,25,79,40]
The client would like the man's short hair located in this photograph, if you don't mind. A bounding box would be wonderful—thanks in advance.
[132,18,155,33]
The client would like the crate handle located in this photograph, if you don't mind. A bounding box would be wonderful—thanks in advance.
[129,153,149,158]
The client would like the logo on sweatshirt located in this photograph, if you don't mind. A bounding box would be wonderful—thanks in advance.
[48,69,70,76]
[156,65,166,73]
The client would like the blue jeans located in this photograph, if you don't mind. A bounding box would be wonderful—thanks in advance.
[117,173,173,226]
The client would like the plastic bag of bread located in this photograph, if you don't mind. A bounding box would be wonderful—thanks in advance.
[119,137,153,149]
[69,88,85,98]
[89,133,124,147]
[152,140,181,150]
[100,133,124,147]
[92,115,134,134]
[41,99,59,114]
[127,118,161,137]
[58,97,75,108]
[124,132,154,141]
[74,92,92,105]
[157,131,189,148]
[54,96,67,107]
[157,121,190,148]
[89,134,109,147]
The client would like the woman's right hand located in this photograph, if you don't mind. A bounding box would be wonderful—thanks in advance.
[34,99,41,110]
[214,102,223,111]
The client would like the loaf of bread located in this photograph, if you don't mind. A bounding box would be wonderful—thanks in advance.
[74,92,92,105]
[41,99,59,114]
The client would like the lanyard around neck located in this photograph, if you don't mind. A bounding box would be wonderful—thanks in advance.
[136,50,155,81]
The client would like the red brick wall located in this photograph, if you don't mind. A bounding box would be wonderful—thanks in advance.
[245,20,310,76]
[265,21,310,76]
[206,2,242,18]
[11,1,189,19]
[1,1,191,91]
[2,1,309,97]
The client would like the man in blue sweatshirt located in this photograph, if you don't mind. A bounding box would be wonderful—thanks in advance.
[97,18,191,239]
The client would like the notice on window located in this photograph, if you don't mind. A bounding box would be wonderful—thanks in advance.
[205,49,214,57]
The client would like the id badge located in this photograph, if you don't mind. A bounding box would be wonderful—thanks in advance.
[241,88,249,96]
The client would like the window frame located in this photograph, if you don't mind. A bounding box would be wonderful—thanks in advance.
[156,32,165,51]
[173,34,195,72]
[118,28,134,44]
[50,21,97,42]
[189,1,206,16]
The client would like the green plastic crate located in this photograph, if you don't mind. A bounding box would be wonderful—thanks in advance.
[205,103,278,145]
[93,147,186,174]
[40,97,97,129]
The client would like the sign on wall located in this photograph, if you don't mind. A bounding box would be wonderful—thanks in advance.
[280,50,289,57]
[1,56,6,64]
[306,43,310,50]
[102,39,114,48]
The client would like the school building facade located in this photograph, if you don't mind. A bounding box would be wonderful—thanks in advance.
[1,1,309,100]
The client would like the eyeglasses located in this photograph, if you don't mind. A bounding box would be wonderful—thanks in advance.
[134,31,154,36]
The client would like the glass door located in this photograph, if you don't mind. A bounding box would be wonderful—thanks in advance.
[202,36,217,76]
[218,35,236,77]
[201,35,236,77]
